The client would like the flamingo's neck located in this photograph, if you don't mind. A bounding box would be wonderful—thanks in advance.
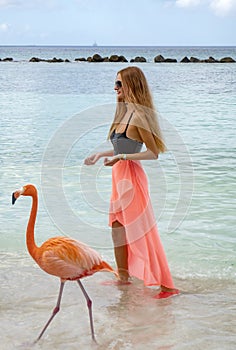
[26,192,38,259]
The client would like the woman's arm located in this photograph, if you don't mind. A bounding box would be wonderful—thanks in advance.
[104,148,158,166]
[84,150,114,165]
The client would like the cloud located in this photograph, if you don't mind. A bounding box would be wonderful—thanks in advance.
[176,0,202,7]
[0,22,10,31]
[174,0,236,16]
[0,0,59,9]
[0,0,18,7]
[210,0,236,16]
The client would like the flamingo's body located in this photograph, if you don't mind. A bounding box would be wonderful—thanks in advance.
[35,236,114,281]
[12,184,117,343]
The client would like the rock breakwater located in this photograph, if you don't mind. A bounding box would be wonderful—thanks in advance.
[0,54,235,63]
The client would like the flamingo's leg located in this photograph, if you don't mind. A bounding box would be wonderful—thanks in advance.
[77,280,96,342]
[35,281,65,342]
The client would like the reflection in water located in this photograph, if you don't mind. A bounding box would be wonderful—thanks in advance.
[103,279,176,349]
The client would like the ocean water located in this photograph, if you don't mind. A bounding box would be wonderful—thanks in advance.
[0,46,236,349]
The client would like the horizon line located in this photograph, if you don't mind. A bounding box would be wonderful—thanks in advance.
[0,44,236,48]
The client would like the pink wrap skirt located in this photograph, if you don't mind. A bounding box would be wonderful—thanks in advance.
[109,160,175,288]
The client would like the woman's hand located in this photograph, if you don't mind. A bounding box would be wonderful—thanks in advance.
[104,155,120,166]
[84,153,100,165]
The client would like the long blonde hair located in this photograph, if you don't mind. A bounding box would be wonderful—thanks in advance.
[108,66,166,153]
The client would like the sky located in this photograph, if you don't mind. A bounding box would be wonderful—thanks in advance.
[0,0,235,46]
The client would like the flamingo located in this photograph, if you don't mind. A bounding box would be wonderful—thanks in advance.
[12,184,118,343]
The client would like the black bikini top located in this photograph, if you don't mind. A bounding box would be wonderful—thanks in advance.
[110,112,143,155]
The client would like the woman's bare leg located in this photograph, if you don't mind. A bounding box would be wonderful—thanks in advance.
[112,221,130,282]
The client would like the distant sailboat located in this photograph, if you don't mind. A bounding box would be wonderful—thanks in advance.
[92,41,98,47]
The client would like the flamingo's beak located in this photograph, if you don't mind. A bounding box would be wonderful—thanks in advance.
[12,187,25,205]
[12,192,17,205]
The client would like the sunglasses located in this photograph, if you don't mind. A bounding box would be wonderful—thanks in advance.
[115,80,122,88]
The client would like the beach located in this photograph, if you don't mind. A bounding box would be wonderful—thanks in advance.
[0,46,236,349]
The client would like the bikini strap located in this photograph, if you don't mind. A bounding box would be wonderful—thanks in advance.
[124,111,134,134]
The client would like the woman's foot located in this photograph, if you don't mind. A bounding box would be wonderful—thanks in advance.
[118,274,132,284]
[117,268,130,281]
[161,285,179,293]
[101,274,131,286]
[154,285,180,299]
[100,269,131,286]
[101,279,131,286]
[117,279,132,285]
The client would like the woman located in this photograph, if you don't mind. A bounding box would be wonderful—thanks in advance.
[84,66,179,298]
